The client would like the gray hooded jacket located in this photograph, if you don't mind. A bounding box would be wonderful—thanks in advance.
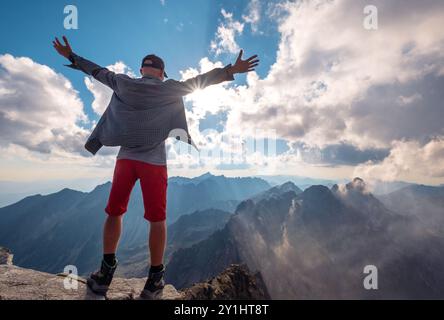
[65,53,234,155]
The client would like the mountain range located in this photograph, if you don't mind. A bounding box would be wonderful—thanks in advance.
[0,173,269,276]
[379,184,444,236]
[165,178,444,299]
[1,173,444,299]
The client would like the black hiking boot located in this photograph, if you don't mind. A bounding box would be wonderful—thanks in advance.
[87,259,118,295]
[140,265,166,300]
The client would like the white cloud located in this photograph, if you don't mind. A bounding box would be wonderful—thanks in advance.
[242,0,261,34]
[211,9,244,55]
[3,0,444,185]
[354,137,444,184]
[224,0,444,148]
[178,58,242,151]
[84,61,134,115]
[178,0,444,183]
[0,54,90,156]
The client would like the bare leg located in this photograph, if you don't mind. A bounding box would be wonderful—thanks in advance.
[103,215,123,254]
[149,220,167,266]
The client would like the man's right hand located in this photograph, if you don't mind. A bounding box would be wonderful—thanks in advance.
[52,36,73,59]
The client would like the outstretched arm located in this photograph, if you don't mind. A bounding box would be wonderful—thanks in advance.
[163,50,259,97]
[53,36,123,91]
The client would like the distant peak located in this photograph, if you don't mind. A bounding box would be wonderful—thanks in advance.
[281,181,296,188]
[352,177,365,183]
[91,181,112,192]
[304,185,331,194]
[196,172,214,179]
[301,185,337,204]
[52,187,83,196]
[279,181,302,193]
[331,178,369,196]
[346,177,367,192]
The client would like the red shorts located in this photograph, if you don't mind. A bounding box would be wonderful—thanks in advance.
[105,159,168,222]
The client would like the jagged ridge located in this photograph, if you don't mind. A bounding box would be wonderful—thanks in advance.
[0,247,269,300]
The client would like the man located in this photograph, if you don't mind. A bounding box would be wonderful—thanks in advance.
[53,36,259,299]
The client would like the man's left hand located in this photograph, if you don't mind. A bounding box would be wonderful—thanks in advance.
[229,50,260,75]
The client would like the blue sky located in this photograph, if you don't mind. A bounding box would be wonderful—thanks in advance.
[0,0,279,126]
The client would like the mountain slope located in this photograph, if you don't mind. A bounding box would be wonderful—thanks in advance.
[378,184,444,235]
[117,208,232,277]
[166,179,444,299]
[166,173,271,221]
[0,173,264,275]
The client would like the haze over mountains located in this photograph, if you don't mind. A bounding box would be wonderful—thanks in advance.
[0,174,418,208]
[116,208,232,277]
[1,173,443,299]
[166,178,444,299]
[380,184,444,236]
[0,173,269,275]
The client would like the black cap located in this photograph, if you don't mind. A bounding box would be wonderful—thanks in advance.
[141,54,168,78]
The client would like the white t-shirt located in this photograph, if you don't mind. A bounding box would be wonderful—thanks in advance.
[116,141,166,166]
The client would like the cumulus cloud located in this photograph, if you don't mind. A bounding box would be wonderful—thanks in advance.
[180,0,444,182]
[242,0,262,34]
[210,9,244,55]
[0,54,90,156]
[178,57,240,147]
[2,0,444,184]
[354,137,444,184]
[85,61,135,115]
[224,0,444,147]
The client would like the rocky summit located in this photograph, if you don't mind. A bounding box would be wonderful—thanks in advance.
[0,247,269,300]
